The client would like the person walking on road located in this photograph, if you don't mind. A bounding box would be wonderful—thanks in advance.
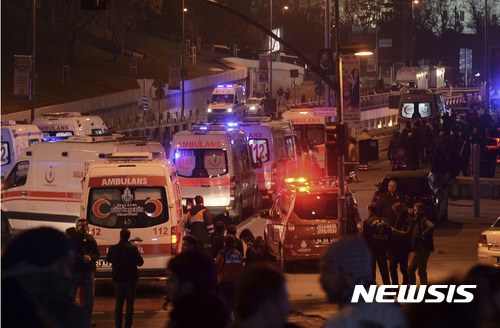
[215,235,244,310]
[72,218,100,326]
[393,202,435,285]
[106,228,144,328]
[362,203,393,285]
[388,202,411,285]
[320,237,408,328]
[186,195,215,251]
[374,179,407,227]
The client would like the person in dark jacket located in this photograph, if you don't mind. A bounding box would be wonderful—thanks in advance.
[374,179,407,227]
[393,202,435,285]
[239,229,268,265]
[206,221,226,259]
[362,203,393,285]
[345,202,361,236]
[186,195,215,250]
[388,131,404,161]
[227,224,244,255]
[215,235,244,310]
[2,227,89,328]
[405,132,420,170]
[165,250,231,328]
[106,228,144,328]
[72,218,100,325]
[388,202,411,285]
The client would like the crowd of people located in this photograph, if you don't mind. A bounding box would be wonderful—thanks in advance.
[387,103,499,178]
[2,183,499,328]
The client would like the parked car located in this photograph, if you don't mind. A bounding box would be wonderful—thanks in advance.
[245,97,266,116]
[478,217,500,267]
[373,171,449,225]
[261,178,358,272]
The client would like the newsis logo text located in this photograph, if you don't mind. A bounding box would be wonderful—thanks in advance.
[352,285,477,303]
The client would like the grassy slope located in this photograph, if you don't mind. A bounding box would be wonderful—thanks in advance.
[1,2,228,115]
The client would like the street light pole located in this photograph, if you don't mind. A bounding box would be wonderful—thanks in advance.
[334,0,346,238]
[269,0,273,114]
[181,1,186,121]
[410,0,418,67]
[324,0,331,111]
[484,0,490,108]
[30,0,36,122]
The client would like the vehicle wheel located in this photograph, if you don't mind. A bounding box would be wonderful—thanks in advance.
[280,247,293,273]
[231,198,243,224]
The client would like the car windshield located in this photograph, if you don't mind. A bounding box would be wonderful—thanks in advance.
[293,193,338,220]
[380,177,432,197]
[211,94,234,104]
[88,187,169,228]
[172,149,228,178]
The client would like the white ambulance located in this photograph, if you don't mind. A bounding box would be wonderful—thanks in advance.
[80,153,183,277]
[282,108,326,173]
[238,118,297,205]
[33,112,109,140]
[1,136,166,236]
[1,121,43,177]
[169,124,259,223]
[207,84,247,122]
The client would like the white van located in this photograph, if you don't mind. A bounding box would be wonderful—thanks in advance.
[282,108,326,173]
[170,124,259,223]
[238,119,297,204]
[33,112,109,140]
[80,153,183,277]
[1,121,43,177]
[207,84,247,122]
[1,136,166,236]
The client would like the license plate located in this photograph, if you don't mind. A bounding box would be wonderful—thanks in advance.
[313,237,338,245]
[96,258,111,268]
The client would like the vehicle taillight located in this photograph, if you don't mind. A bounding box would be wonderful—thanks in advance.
[479,234,488,247]
[171,226,180,255]
[230,176,235,197]
[283,217,296,248]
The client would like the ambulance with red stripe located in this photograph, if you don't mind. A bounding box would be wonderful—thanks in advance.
[281,108,326,173]
[79,153,183,277]
[33,112,109,140]
[1,136,166,236]
[238,119,298,205]
[1,121,43,177]
[170,124,259,223]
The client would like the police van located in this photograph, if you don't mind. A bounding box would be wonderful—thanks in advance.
[207,84,247,122]
[1,136,166,236]
[1,121,43,177]
[281,108,326,173]
[170,124,259,223]
[33,112,109,140]
[80,153,183,277]
[238,118,298,205]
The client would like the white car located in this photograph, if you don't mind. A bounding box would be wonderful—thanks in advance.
[245,97,266,116]
[478,217,500,267]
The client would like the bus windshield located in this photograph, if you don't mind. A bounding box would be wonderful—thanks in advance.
[293,124,325,149]
[172,149,228,178]
[88,186,169,228]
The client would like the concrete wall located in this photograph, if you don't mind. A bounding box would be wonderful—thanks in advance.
[223,57,304,97]
[2,60,248,139]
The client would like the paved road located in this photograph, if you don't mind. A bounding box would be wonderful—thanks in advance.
[92,159,499,327]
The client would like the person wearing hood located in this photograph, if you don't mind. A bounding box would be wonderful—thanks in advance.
[2,227,89,328]
[185,195,215,250]
[320,237,408,328]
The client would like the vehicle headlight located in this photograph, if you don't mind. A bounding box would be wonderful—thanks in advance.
[250,106,256,110]
[208,108,212,113]
[227,108,233,113]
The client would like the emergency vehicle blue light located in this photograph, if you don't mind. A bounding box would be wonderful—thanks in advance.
[174,150,181,159]
[199,126,209,130]
[227,122,238,127]
[226,84,233,88]
[217,85,224,88]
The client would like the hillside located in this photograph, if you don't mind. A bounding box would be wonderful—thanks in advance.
[1,2,230,115]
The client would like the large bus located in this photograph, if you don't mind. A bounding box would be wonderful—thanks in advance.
[281,108,326,174]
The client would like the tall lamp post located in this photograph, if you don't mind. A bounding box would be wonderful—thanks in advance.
[30,0,36,122]
[410,0,419,67]
[269,0,273,114]
[181,3,187,120]
[484,0,489,107]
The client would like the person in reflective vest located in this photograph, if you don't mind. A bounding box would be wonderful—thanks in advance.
[185,195,215,250]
